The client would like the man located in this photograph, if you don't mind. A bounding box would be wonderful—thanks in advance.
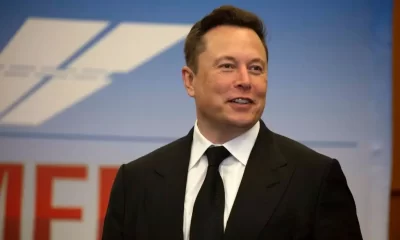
[102,5,363,240]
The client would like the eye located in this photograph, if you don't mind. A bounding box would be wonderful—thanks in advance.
[249,65,264,73]
[219,63,235,69]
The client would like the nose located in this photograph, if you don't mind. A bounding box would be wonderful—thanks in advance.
[235,65,251,91]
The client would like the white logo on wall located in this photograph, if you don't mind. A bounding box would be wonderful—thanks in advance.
[0,17,191,126]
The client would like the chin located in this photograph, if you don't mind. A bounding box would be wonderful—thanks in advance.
[225,117,258,129]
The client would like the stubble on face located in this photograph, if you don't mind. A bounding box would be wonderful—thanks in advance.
[190,25,268,142]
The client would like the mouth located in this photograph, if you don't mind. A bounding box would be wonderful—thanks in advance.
[228,98,254,104]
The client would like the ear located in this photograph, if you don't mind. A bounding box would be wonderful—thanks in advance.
[182,66,195,97]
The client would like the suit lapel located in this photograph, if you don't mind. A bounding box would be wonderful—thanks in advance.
[224,121,294,240]
[151,129,194,240]
[148,121,294,240]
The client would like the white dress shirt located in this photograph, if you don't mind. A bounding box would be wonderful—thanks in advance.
[183,120,260,240]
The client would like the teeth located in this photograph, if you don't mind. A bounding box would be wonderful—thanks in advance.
[232,98,250,104]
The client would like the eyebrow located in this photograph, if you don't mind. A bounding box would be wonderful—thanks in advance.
[249,58,267,67]
[213,56,236,66]
[213,56,266,67]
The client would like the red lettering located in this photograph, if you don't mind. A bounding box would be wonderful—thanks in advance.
[97,166,119,240]
[0,163,23,240]
[34,165,87,240]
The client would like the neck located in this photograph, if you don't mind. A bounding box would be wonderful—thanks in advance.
[196,119,255,144]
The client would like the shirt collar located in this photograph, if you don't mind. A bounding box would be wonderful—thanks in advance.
[189,120,260,169]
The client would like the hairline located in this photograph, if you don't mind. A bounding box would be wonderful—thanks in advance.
[190,25,268,74]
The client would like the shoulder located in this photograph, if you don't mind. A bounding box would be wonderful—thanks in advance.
[270,131,348,193]
[271,131,335,169]
[122,133,190,173]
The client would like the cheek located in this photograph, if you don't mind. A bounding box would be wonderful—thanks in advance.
[207,79,230,95]
[196,82,224,103]
[254,81,267,97]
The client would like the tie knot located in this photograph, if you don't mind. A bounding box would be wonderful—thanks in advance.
[205,146,230,167]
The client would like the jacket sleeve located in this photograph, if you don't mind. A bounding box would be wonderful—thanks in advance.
[313,159,363,240]
[101,164,128,240]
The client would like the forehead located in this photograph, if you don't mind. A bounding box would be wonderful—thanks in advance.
[200,25,267,61]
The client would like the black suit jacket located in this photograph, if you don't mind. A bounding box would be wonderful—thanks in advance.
[102,120,363,240]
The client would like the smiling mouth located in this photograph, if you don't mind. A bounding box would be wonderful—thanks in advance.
[228,98,254,104]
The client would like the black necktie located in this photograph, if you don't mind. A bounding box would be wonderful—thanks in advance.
[190,146,231,240]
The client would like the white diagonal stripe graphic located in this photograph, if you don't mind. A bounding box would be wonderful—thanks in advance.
[0,77,111,125]
[0,17,108,117]
[69,22,191,72]
[0,17,109,66]
[0,20,191,126]
[0,76,42,112]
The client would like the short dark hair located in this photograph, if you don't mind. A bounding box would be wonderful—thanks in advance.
[184,5,268,73]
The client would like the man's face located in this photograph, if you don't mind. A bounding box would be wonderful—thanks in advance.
[183,25,267,130]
